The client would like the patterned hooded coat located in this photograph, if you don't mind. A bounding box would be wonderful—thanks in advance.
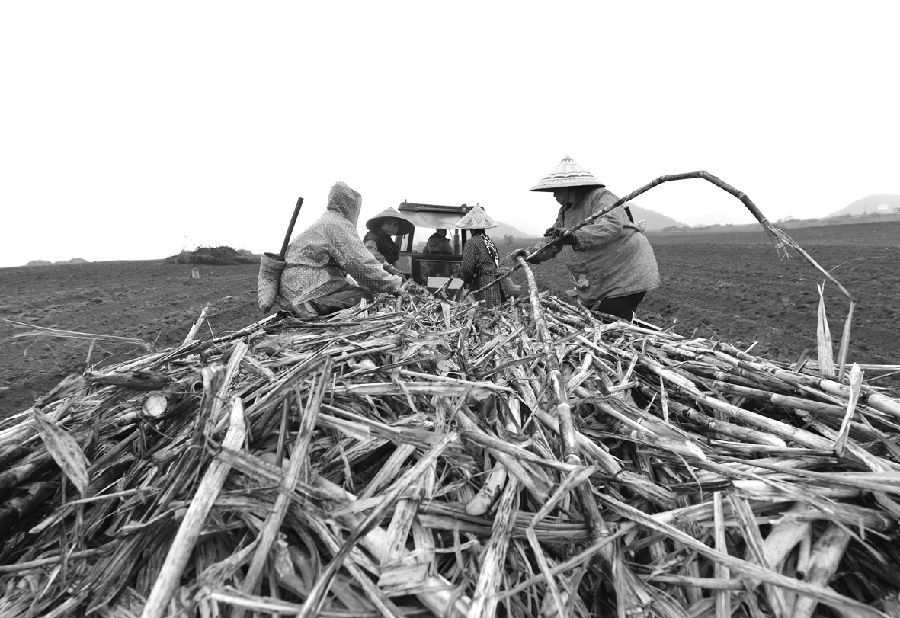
[277,182,402,309]
[552,186,659,304]
[460,233,505,307]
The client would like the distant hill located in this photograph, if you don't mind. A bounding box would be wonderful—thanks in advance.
[499,206,684,238]
[22,258,88,266]
[628,205,686,230]
[492,221,531,239]
[828,194,900,217]
[54,258,88,265]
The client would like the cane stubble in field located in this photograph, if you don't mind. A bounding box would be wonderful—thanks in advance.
[1,262,900,617]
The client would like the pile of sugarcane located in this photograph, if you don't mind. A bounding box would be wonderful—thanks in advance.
[2,273,900,618]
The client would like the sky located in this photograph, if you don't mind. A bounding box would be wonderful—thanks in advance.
[1,2,898,266]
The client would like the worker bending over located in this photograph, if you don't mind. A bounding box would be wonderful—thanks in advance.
[272,182,408,318]
[514,156,659,320]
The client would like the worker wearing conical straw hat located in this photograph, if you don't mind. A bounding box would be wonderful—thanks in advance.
[363,207,414,276]
[513,156,659,319]
[456,205,510,307]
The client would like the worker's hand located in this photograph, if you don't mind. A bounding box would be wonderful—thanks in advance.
[509,248,529,264]
[544,225,576,248]
[543,225,571,243]
[544,225,562,238]
[402,279,429,297]
[529,242,562,264]
[385,264,402,277]
[556,231,576,246]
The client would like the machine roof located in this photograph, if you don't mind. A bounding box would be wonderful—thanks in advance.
[398,202,473,229]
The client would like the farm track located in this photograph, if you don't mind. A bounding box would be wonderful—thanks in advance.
[2,221,898,417]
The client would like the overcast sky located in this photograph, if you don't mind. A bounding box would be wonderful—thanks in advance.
[1,2,898,266]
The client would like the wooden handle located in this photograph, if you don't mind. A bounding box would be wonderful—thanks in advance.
[278,197,304,260]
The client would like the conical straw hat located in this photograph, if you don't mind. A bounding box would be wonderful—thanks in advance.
[365,207,415,235]
[530,156,604,192]
[454,205,497,230]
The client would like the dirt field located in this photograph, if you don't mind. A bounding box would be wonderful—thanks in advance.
[0,262,262,417]
[2,221,898,417]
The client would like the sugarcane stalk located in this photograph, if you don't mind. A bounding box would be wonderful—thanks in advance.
[466,460,508,516]
[141,396,247,618]
[713,492,731,618]
[791,525,852,618]
[298,432,457,618]
[314,476,470,618]
[181,303,210,346]
[455,409,550,503]
[516,256,551,345]
[235,357,331,617]
[468,474,519,618]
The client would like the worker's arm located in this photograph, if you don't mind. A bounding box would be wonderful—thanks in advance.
[363,234,390,265]
[567,190,625,251]
[363,233,403,276]
[325,223,402,293]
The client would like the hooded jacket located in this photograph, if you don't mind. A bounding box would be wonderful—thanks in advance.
[278,182,402,308]
[553,186,659,303]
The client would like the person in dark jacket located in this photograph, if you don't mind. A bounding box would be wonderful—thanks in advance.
[423,229,453,255]
[513,156,659,320]
[364,207,414,276]
[457,206,507,307]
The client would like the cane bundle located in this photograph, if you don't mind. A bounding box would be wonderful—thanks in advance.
[2,275,899,618]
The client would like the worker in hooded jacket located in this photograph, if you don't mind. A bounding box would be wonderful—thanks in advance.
[513,156,659,320]
[275,181,406,317]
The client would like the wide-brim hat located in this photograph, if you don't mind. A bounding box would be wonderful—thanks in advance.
[454,205,497,230]
[530,156,604,192]
[365,207,415,235]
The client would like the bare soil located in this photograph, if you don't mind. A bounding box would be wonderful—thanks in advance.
[0,262,261,417]
[2,221,898,417]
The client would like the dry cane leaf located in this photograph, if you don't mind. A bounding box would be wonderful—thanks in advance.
[816,283,835,378]
[31,408,90,495]
[834,363,863,457]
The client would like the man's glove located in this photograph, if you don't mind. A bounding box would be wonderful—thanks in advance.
[385,264,402,277]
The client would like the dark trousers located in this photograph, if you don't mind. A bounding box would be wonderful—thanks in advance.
[591,292,645,320]
[309,283,373,315]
